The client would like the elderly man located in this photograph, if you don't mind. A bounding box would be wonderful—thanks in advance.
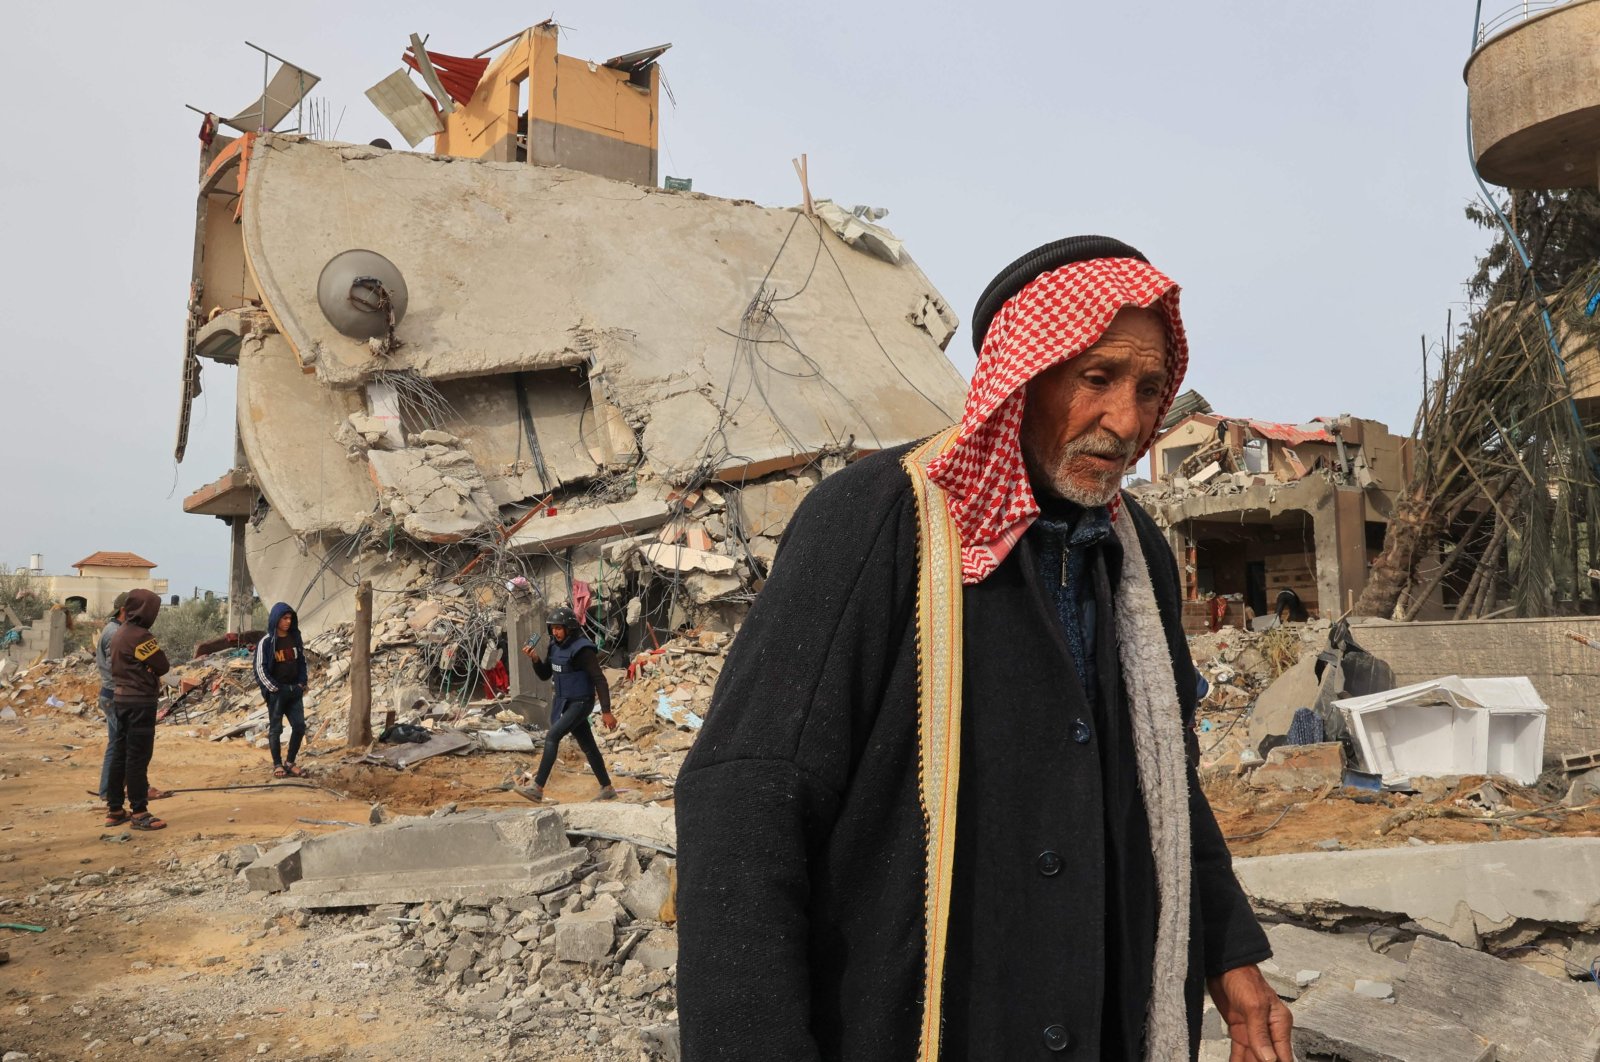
[676,237,1291,1062]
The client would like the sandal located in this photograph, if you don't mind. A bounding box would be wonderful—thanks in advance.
[285,764,307,778]
[146,786,172,800]
[104,810,130,827]
[272,765,288,779]
[129,813,166,831]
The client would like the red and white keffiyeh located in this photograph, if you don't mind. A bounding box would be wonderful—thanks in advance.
[926,257,1189,583]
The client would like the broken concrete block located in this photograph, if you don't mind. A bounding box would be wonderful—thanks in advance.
[1352,979,1393,1000]
[1567,767,1600,807]
[245,841,304,893]
[685,572,744,604]
[597,842,641,884]
[638,1024,680,1062]
[621,860,674,922]
[553,913,615,964]
[1397,936,1600,1062]
[735,477,814,539]
[1291,986,1494,1061]
[632,928,678,971]
[1250,741,1345,791]
[1260,924,1409,1001]
[1234,839,1600,947]
[1246,653,1321,752]
[640,543,736,575]
[367,447,498,543]
[555,802,677,854]
[279,809,586,909]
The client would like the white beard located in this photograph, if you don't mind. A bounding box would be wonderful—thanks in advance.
[1023,433,1132,507]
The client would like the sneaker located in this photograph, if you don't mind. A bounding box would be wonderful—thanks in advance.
[596,785,617,801]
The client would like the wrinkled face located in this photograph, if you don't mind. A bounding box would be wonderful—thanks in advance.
[277,612,293,637]
[1020,307,1169,506]
[550,625,568,643]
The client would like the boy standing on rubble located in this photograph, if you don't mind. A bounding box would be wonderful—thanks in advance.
[106,588,170,831]
[255,603,309,778]
[519,605,617,801]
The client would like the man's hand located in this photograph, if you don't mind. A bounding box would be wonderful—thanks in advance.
[1208,964,1292,1062]
[601,709,618,732]
[520,645,540,663]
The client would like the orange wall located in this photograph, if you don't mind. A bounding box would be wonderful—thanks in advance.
[434,26,658,161]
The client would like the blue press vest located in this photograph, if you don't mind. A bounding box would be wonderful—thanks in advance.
[547,635,597,701]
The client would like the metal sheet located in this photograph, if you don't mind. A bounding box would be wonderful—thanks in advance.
[365,729,474,768]
[223,63,320,133]
[365,69,443,148]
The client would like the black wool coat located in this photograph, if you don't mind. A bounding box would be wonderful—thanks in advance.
[675,446,1269,1062]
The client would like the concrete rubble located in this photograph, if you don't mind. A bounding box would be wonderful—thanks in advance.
[1234,837,1600,946]
[251,809,589,909]
[178,131,968,646]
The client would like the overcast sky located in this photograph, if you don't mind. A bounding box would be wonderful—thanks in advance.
[3,1,1492,596]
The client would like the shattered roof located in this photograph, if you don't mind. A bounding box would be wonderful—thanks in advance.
[72,551,158,570]
[1159,412,1336,447]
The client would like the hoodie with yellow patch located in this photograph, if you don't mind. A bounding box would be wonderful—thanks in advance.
[109,588,170,705]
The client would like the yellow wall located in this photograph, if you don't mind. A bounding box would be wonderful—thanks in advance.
[1148,418,1217,479]
[434,25,658,162]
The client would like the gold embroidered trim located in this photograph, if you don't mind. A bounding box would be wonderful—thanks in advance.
[902,426,963,1062]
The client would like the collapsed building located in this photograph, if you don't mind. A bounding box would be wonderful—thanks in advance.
[173,23,967,712]
[1131,392,1418,632]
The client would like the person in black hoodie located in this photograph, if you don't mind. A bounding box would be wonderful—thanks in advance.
[255,602,309,778]
[107,588,170,831]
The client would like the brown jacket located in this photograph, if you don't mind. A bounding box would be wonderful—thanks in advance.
[110,589,170,705]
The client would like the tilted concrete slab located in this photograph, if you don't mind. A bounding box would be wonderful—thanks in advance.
[508,492,673,556]
[239,137,966,480]
[237,332,376,535]
[557,802,676,854]
[243,506,426,641]
[1234,838,1600,947]
[273,808,587,909]
[433,369,598,504]
[1291,985,1494,1062]
[1259,923,1409,1001]
[1398,936,1600,1062]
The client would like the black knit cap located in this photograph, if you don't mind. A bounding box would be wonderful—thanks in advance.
[969,235,1148,356]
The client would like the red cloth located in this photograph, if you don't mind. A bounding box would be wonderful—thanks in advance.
[926,257,1189,583]
[571,580,593,626]
[402,48,491,106]
[481,660,510,698]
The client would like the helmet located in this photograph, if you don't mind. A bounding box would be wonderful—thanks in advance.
[546,606,580,633]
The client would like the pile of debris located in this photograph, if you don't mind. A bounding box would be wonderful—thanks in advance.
[240,804,683,1057]
[1187,621,1327,766]
[0,592,730,791]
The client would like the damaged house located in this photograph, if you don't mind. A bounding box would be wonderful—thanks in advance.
[1132,394,1417,632]
[174,23,967,711]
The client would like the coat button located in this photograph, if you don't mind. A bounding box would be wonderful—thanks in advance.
[1043,1024,1073,1052]
[1037,850,1063,876]
[1070,719,1092,744]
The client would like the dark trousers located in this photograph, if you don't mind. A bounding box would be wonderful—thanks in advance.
[97,688,121,799]
[106,700,157,813]
[535,696,611,788]
[268,687,307,765]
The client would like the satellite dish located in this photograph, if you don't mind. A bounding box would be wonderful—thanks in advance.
[316,249,409,340]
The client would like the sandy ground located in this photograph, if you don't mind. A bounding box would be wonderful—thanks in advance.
[4,674,1597,1060]
[0,682,665,1061]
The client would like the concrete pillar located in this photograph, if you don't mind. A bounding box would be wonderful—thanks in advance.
[227,518,254,634]
[1331,488,1370,617]
[506,597,548,727]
